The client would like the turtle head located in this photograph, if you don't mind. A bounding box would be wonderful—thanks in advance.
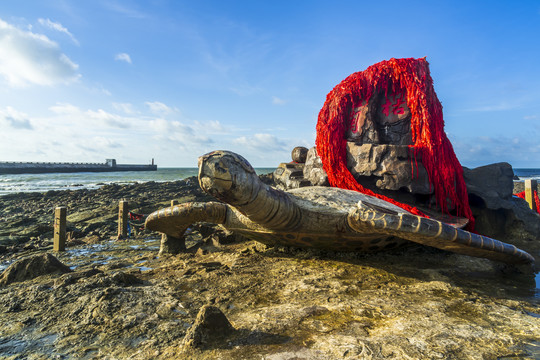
[198,150,260,205]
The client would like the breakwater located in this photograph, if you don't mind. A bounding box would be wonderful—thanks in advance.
[0,159,157,175]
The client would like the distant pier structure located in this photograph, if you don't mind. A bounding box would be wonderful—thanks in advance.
[0,158,157,174]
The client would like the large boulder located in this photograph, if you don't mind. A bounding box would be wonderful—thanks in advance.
[303,147,329,187]
[463,162,540,242]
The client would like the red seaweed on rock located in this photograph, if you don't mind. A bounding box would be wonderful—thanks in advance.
[316,57,475,230]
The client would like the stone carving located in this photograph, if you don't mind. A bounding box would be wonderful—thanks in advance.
[146,150,534,265]
[346,143,431,194]
[346,92,413,146]
[284,148,540,243]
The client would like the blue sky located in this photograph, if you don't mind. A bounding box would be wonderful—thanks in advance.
[0,1,539,168]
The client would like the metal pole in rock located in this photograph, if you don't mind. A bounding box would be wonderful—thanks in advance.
[53,206,67,251]
[118,200,128,239]
[524,179,538,211]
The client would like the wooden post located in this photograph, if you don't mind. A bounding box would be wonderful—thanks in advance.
[53,206,67,251]
[171,200,178,207]
[118,200,128,239]
[524,179,538,211]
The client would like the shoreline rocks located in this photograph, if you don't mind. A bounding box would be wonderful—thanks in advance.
[0,177,538,359]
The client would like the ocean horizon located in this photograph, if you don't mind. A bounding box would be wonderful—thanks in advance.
[0,167,538,195]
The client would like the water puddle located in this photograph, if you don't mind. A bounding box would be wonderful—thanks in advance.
[56,237,161,272]
[0,260,13,272]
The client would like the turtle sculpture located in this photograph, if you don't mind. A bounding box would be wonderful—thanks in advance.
[145,150,534,265]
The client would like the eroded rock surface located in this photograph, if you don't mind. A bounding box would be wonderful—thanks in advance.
[0,253,71,286]
[0,178,538,359]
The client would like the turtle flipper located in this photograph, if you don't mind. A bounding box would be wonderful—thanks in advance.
[348,201,535,265]
[145,202,228,238]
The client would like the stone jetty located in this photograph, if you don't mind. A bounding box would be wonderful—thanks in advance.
[0,158,157,174]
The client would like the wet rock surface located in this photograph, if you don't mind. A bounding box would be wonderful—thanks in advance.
[0,253,71,286]
[0,178,539,359]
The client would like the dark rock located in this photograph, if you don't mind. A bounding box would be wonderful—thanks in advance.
[181,305,235,349]
[463,162,514,209]
[194,223,221,238]
[258,172,275,186]
[291,146,309,163]
[0,253,71,286]
[206,229,246,247]
[196,248,209,256]
[463,162,540,241]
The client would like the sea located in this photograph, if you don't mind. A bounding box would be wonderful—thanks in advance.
[0,168,538,195]
[0,167,276,195]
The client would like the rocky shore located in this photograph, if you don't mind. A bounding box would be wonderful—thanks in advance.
[0,178,539,359]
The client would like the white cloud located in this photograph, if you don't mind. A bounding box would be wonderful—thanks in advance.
[149,118,213,146]
[272,96,287,105]
[49,103,80,115]
[49,103,131,128]
[87,109,131,128]
[0,18,80,87]
[78,137,123,152]
[38,18,79,45]
[145,101,174,114]
[233,133,287,151]
[115,52,132,64]
[193,120,227,134]
[113,102,137,114]
[149,118,188,134]
[0,106,33,129]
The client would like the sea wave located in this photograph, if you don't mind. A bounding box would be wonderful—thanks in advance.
[0,167,276,195]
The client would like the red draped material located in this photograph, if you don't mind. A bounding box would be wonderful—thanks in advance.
[316,57,475,230]
[514,190,540,213]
